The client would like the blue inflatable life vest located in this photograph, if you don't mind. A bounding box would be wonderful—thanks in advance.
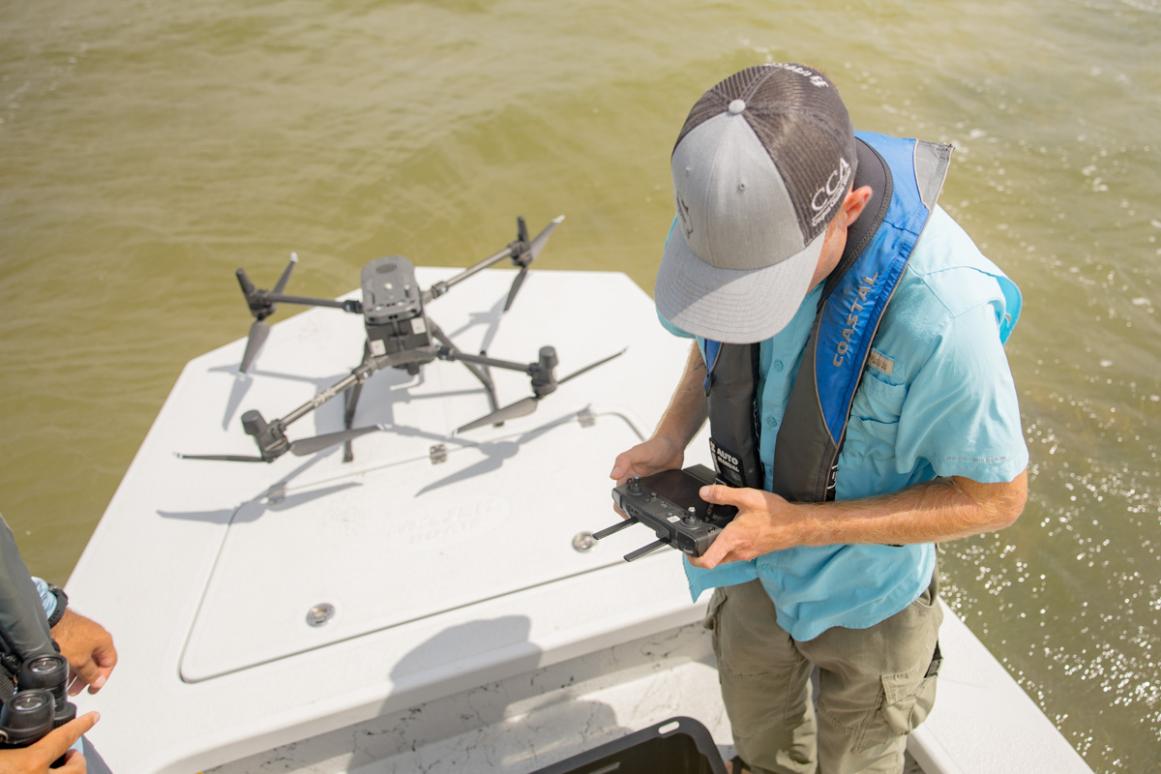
[704,132,953,502]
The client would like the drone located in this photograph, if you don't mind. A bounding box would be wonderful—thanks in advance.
[178,215,624,464]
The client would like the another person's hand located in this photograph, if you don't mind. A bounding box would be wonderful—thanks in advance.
[609,435,686,517]
[0,711,98,773]
[51,611,117,696]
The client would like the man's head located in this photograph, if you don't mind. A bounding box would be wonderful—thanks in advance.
[655,63,872,344]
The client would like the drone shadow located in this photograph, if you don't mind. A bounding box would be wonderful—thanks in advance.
[157,447,361,525]
[210,365,352,431]
[211,360,502,433]
[439,292,507,355]
[413,410,580,496]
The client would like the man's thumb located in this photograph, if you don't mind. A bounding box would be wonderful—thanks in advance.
[699,484,738,505]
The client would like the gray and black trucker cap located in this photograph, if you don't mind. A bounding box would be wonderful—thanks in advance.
[655,63,857,343]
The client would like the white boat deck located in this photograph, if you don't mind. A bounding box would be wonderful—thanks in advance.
[65,268,1089,773]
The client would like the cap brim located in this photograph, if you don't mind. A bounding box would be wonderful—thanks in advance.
[655,226,823,344]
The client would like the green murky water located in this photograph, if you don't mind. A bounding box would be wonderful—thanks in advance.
[1,1,1158,769]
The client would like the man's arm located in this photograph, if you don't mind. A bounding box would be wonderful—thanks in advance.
[609,342,707,483]
[692,470,1027,569]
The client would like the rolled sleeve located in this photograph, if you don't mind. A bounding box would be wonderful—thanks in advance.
[30,576,58,619]
[895,302,1028,483]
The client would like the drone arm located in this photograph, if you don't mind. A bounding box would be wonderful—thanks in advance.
[263,293,363,314]
[279,370,368,428]
[422,243,517,304]
[436,347,534,375]
[276,348,435,428]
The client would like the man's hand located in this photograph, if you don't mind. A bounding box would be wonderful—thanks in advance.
[51,610,117,696]
[0,711,99,773]
[610,434,685,484]
[690,472,1029,569]
[609,435,686,518]
[689,485,803,569]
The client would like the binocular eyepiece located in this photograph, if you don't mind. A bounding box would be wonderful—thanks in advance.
[0,653,76,749]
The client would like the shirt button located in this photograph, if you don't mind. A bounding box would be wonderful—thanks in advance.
[773,359,785,372]
[766,416,779,428]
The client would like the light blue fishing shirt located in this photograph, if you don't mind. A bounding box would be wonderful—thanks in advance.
[660,206,1028,641]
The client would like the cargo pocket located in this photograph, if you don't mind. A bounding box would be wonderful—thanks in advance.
[880,652,940,736]
[703,588,727,662]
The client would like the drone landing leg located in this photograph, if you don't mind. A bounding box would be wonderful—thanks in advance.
[429,322,500,415]
[342,344,371,463]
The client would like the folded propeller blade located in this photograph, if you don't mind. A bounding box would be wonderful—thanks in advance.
[503,267,529,313]
[456,347,624,433]
[176,452,267,463]
[529,215,565,261]
[457,396,538,433]
[289,425,383,456]
[272,252,298,294]
[240,320,270,373]
[558,348,627,386]
[503,215,564,313]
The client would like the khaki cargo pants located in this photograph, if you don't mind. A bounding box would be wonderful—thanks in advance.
[705,575,942,774]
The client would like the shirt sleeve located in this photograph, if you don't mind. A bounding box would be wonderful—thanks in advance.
[894,301,1028,483]
[30,576,58,619]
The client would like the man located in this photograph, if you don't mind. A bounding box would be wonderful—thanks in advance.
[1,516,117,773]
[610,63,1027,774]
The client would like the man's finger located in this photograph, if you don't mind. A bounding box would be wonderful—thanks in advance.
[695,530,737,569]
[610,451,637,480]
[70,657,101,691]
[699,484,760,509]
[94,643,118,669]
[56,748,88,774]
[68,673,84,697]
[33,711,99,759]
[88,670,110,694]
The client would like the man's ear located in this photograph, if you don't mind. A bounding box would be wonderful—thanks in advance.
[841,185,874,227]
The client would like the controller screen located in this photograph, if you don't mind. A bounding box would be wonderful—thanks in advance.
[646,469,709,512]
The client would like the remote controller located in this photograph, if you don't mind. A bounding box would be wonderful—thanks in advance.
[593,464,738,560]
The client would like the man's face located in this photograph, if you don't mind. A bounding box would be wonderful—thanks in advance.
[809,185,873,288]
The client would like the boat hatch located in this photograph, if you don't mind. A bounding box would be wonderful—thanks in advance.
[180,409,646,681]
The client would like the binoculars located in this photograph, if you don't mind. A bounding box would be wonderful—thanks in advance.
[0,653,76,750]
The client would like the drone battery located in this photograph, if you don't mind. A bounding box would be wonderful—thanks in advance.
[360,257,432,359]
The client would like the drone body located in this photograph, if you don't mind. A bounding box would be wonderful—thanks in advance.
[179,215,625,466]
[360,257,431,373]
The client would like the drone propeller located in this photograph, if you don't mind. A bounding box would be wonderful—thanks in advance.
[287,425,382,456]
[458,396,538,432]
[504,215,564,313]
[240,320,270,374]
[273,252,298,294]
[236,253,298,373]
[177,424,384,463]
[175,453,268,463]
[457,348,626,433]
